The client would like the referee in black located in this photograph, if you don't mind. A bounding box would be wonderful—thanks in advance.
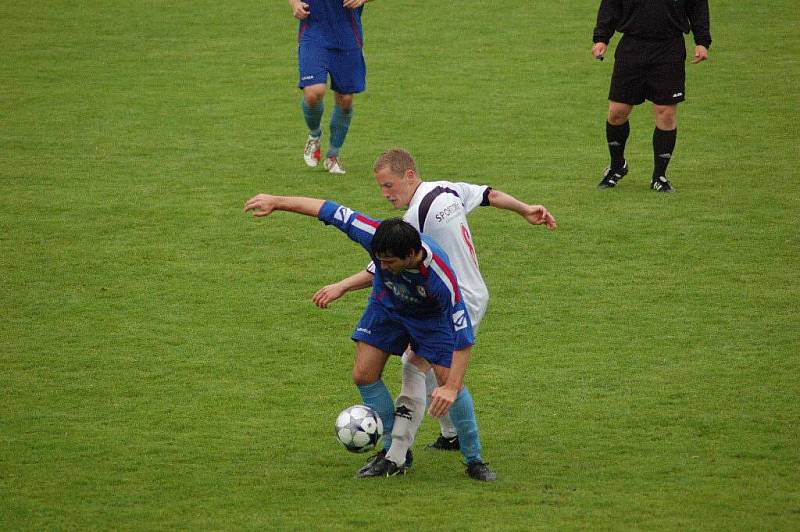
[592,0,711,193]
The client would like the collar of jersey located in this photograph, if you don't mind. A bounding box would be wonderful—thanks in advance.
[419,241,434,269]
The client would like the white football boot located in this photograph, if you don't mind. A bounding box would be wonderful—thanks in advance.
[303,135,321,167]
[323,155,346,175]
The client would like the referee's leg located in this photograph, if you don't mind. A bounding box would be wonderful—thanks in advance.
[652,104,678,184]
[606,101,633,172]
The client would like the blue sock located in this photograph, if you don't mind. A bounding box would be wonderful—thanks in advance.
[301,99,323,138]
[448,387,482,463]
[327,104,352,157]
[357,380,394,451]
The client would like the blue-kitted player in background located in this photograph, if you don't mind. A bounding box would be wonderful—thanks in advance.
[289,0,374,175]
[244,193,496,481]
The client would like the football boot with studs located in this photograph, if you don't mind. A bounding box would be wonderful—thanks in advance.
[425,433,460,451]
[466,460,497,482]
[597,162,628,189]
[650,175,676,193]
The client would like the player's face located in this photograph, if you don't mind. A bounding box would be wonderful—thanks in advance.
[375,253,412,274]
[374,167,417,209]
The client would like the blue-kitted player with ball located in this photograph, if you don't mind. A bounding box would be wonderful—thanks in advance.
[244,193,494,480]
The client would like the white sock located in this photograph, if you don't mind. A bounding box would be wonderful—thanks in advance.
[425,367,457,438]
[386,354,426,466]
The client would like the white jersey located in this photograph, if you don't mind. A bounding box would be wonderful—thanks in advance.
[405,180,491,330]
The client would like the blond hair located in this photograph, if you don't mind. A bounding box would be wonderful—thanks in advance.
[373,148,417,176]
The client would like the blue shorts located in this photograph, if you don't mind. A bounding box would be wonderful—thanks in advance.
[352,299,475,368]
[298,42,366,94]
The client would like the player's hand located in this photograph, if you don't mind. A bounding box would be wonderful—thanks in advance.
[428,385,458,417]
[342,0,366,8]
[592,42,607,61]
[290,0,310,20]
[312,283,348,309]
[692,45,709,64]
[524,205,557,230]
[244,194,277,217]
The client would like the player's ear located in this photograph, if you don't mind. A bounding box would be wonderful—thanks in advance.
[405,169,416,181]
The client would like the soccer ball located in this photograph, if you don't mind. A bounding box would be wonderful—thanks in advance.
[334,404,383,453]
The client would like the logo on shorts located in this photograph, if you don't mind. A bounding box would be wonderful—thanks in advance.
[452,310,467,331]
[301,75,314,81]
[672,92,683,98]
[356,327,371,335]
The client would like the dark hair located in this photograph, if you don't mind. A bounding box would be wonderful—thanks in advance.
[371,218,421,259]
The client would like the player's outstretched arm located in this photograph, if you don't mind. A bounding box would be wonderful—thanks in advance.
[486,189,557,230]
[244,194,324,218]
[312,269,373,309]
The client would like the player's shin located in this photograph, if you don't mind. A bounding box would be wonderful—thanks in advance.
[357,380,395,451]
[385,357,426,466]
[448,386,483,463]
[301,98,323,137]
[327,104,352,157]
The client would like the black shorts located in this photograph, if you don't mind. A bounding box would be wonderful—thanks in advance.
[609,36,687,106]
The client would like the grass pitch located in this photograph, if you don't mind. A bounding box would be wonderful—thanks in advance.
[2,0,799,529]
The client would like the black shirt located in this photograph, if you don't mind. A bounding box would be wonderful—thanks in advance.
[593,0,712,49]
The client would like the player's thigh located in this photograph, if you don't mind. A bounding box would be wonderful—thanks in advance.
[403,314,457,369]
[352,302,409,349]
[431,363,450,387]
[328,48,366,95]
[609,60,647,106]
[645,61,685,106]
[403,350,432,373]
[297,41,330,89]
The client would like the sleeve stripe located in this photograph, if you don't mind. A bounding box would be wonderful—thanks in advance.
[355,214,380,227]
[481,187,492,207]
[353,215,378,234]
[431,254,461,305]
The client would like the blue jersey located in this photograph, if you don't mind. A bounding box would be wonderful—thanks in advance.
[318,201,473,328]
[298,0,365,50]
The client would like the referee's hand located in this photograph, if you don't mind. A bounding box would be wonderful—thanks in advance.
[692,45,709,64]
[592,42,607,61]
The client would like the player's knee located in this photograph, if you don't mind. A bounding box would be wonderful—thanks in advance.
[608,109,629,125]
[303,87,325,106]
[654,107,677,130]
[607,102,631,125]
[334,93,353,109]
[352,366,378,386]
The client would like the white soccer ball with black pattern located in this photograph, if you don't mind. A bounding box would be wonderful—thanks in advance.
[334,404,383,453]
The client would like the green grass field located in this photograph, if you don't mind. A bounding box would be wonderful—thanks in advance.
[2,0,799,529]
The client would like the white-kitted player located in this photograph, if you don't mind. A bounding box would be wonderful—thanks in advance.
[313,148,556,478]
